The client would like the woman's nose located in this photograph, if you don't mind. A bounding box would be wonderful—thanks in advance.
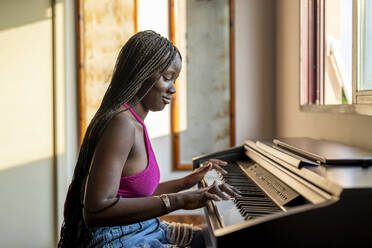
[168,83,176,94]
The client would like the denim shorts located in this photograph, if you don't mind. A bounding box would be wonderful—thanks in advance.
[88,218,174,248]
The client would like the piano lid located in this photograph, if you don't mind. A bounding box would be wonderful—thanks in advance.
[306,165,372,189]
[246,138,372,190]
[273,137,372,165]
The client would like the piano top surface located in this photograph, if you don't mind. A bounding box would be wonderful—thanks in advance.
[275,137,372,161]
[305,164,372,189]
[259,137,372,189]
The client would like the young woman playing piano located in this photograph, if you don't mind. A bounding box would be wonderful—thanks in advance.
[58,30,240,248]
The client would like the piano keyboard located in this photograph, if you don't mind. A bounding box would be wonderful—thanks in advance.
[194,141,372,247]
[223,164,282,219]
[202,161,284,228]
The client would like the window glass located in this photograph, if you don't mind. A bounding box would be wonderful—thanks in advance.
[324,0,353,104]
[359,0,372,91]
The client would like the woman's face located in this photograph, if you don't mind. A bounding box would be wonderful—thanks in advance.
[141,53,182,112]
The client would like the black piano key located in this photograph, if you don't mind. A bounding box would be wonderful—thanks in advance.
[240,207,279,215]
[233,186,263,192]
[236,192,267,198]
[236,200,278,207]
[223,179,256,186]
[224,183,259,189]
[223,177,255,182]
[236,201,280,210]
[234,189,263,193]
[232,185,261,191]
[244,214,262,220]
[240,209,267,216]
[236,189,265,194]
[235,196,273,202]
[236,192,266,197]
[239,205,281,213]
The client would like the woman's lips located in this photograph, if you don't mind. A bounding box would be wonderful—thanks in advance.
[162,97,171,104]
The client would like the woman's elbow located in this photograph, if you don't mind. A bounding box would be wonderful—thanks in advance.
[83,210,97,229]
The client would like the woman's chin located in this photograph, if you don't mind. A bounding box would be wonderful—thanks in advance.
[151,104,166,112]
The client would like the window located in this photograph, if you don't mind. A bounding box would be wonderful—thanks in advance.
[359,0,372,92]
[300,0,372,115]
[170,0,234,170]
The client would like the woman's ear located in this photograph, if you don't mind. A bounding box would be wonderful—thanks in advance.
[152,71,162,81]
[133,72,161,102]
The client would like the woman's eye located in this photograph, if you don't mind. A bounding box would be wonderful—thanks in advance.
[163,75,171,81]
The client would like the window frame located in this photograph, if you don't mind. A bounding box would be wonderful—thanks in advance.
[300,0,372,116]
[170,0,236,170]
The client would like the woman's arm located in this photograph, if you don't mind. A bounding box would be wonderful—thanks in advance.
[153,159,229,195]
[152,178,191,195]
[83,112,240,228]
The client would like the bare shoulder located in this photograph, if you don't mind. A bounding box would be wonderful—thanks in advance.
[98,110,136,148]
[111,110,137,130]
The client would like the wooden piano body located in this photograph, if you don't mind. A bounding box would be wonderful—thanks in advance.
[193,138,372,247]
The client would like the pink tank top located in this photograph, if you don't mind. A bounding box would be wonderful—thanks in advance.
[117,104,160,198]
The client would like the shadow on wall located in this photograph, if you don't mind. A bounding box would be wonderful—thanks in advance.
[0,157,57,247]
[0,0,51,31]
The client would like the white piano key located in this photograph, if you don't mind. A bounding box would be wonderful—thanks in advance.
[204,170,245,227]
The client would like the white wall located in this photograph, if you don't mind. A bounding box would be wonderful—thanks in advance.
[276,0,372,150]
[234,0,277,145]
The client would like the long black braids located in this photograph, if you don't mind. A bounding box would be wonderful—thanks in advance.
[58,30,181,247]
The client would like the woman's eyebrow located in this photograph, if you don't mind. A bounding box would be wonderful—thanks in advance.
[164,70,176,74]
[163,71,176,77]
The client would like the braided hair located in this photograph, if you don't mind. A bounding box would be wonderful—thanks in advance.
[58,30,181,247]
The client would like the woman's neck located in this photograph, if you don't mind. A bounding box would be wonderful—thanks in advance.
[130,101,148,121]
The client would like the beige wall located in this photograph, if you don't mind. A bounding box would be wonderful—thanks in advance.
[276,0,372,150]
[0,0,77,246]
[0,0,55,247]
[234,0,277,145]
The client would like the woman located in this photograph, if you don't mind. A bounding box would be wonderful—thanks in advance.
[59,30,240,248]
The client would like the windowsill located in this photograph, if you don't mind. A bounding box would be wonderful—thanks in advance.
[300,104,372,116]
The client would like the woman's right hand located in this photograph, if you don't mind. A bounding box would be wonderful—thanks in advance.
[172,181,241,210]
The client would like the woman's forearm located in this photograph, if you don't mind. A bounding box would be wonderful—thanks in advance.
[84,177,195,228]
[152,177,194,195]
[84,194,182,228]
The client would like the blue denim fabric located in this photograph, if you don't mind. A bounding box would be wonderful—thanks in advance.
[88,218,173,248]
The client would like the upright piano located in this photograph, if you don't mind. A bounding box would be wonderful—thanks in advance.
[193,137,372,247]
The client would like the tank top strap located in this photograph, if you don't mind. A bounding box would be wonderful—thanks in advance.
[123,103,146,129]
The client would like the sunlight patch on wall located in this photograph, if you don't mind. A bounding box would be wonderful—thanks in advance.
[0,19,54,171]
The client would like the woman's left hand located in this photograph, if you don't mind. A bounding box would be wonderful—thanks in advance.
[184,158,228,188]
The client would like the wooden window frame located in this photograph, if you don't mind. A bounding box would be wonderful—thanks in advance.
[169,0,236,170]
[300,0,372,116]
[77,0,138,144]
